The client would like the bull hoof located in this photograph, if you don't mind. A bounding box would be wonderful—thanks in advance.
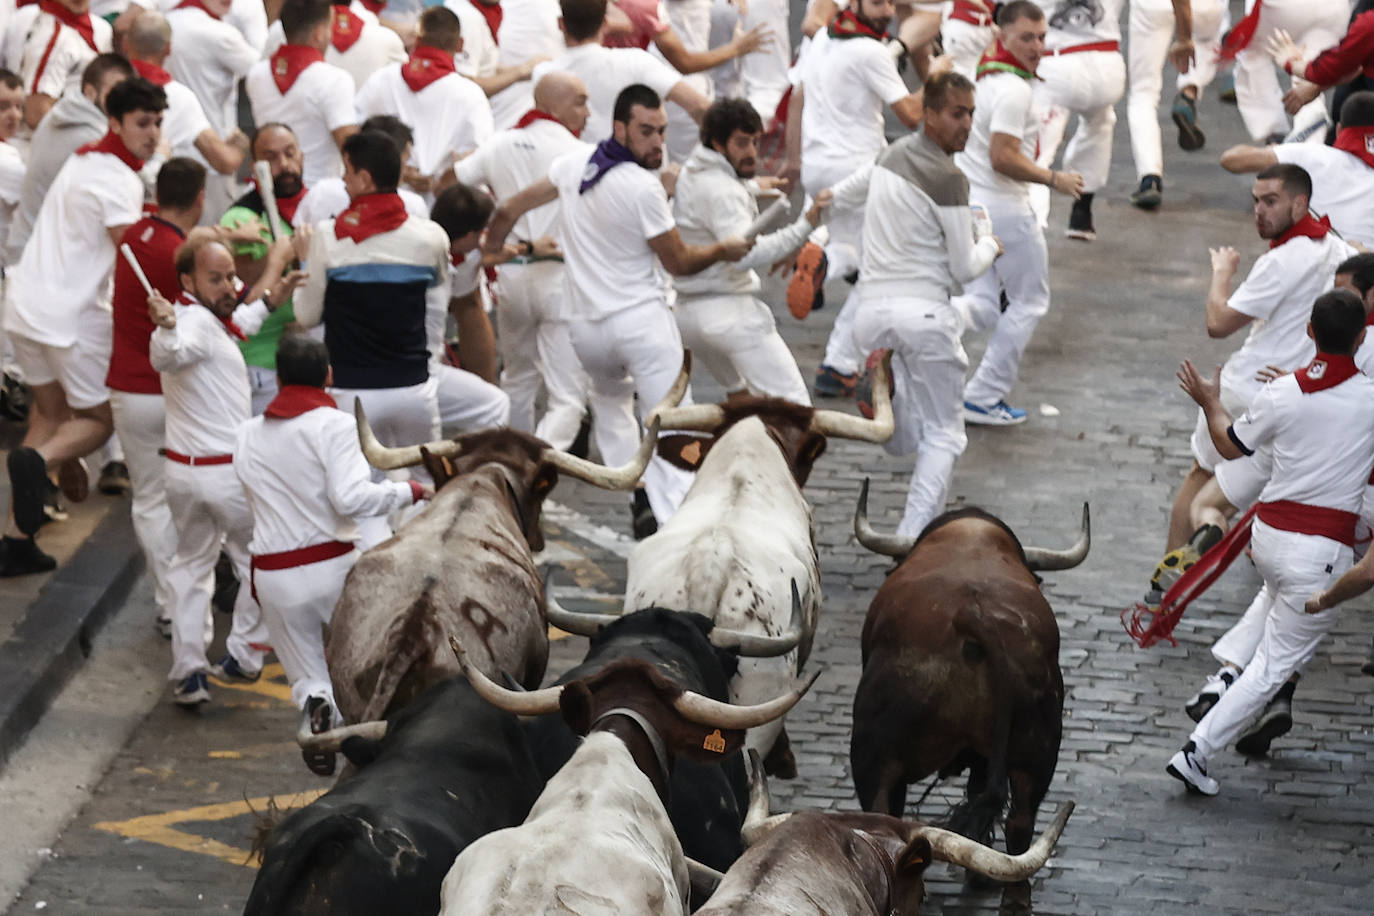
[762,736,798,780]
[998,880,1032,916]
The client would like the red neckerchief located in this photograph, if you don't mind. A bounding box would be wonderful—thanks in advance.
[179,291,246,339]
[1295,352,1360,393]
[516,108,578,136]
[401,44,456,92]
[130,59,172,87]
[1219,0,1262,61]
[76,130,144,173]
[174,0,221,20]
[263,384,338,418]
[332,5,364,53]
[38,0,95,51]
[334,191,408,243]
[1333,126,1374,170]
[357,0,384,14]
[976,39,1037,80]
[827,8,885,40]
[270,44,325,95]
[1269,213,1332,249]
[249,176,308,224]
[474,0,501,42]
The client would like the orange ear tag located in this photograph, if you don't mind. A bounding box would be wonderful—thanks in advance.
[703,729,726,753]
[681,440,702,466]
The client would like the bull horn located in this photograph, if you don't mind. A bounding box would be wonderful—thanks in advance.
[651,403,728,432]
[917,800,1074,881]
[543,567,620,636]
[295,719,388,753]
[744,749,770,826]
[356,401,462,470]
[1023,504,1091,572]
[853,478,916,559]
[649,349,692,418]
[742,813,794,848]
[672,668,821,730]
[685,857,725,900]
[541,416,661,490]
[809,351,894,443]
[709,580,804,658]
[449,635,563,715]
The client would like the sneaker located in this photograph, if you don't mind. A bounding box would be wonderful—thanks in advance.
[42,480,67,524]
[1065,193,1095,241]
[1218,74,1236,105]
[1130,175,1163,210]
[302,696,338,777]
[1171,90,1205,151]
[1185,667,1235,722]
[631,487,658,540]
[173,671,211,707]
[209,652,262,684]
[814,364,858,399]
[56,457,89,504]
[855,349,892,420]
[1167,740,1219,795]
[7,446,48,536]
[155,615,172,639]
[1235,693,1293,756]
[1151,523,1223,596]
[0,535,56,577]
[963,400,1027,426]
[98,460,131,496]
[0,374,29,422]
[568,415,592,461]
[212,551,239,615]
[786,242,827,320]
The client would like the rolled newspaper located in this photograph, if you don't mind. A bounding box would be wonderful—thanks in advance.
[252,160,286,241]
[119,242,154,297]
[745,195,791,240]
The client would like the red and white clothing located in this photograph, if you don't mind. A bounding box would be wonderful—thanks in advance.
[446,0,501,83]
[246,45,358,186]
[131,62,213,164]
[3,0,111,103]
[293,177,427,228]
[941,0,995,80]
[235,387,420,709]
[264,1,406,91]
[1302,9,1374,87]
[488,0,562,129]
[532,43,684,150]
[150,295,273,684]
[1230,0,1348,142]
[735,0,791,121]
[1273,138,1374,249]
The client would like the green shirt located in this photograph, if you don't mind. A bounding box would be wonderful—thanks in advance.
[221,199,295,370]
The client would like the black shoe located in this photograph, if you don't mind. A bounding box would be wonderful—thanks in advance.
[42,479,67,525]
[1171,90,1206,151]
[302,696,337,777]
[98,460,131,496]
[212,550,239,614]
[7,446,48,536]
[1066,193,1095,241]
[0,535,56,577]
[1235,694,1293,756]
[1130,175,1163,210]
[568,415,592,461]
[631,488,658,541]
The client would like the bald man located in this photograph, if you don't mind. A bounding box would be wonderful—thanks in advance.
[452,71,593,448]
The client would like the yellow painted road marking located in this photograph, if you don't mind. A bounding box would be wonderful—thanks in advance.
[210,662,293,703]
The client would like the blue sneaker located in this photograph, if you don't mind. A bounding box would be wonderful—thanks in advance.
[963,400,1027,426]
[209,653,261,684]
[173,672,211,707]
[1171,90,1205,151]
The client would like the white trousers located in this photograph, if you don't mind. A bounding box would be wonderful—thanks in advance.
[109,391,174,614]
[854,293,968,537]
[331,378,441,474]
[1233,0,1346,141]
[1127,0,1225,179]
[940,18,994,81]
[569,302,695,523]
[674,293,810,404]
[958,193,1050,407]
[1030,50,1126,223]
[494,261,590,448]
[252,548,358,710]
[247,365,279,416]
[163,461,270,682]
[432,363,511,436]
[805,160,869,376]
[736,0,792,122]
[1191,520,1349,757]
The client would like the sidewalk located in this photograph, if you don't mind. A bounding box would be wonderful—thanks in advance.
[0,422,144,767]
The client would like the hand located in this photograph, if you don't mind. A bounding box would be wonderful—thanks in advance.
[147,291,176,329]
[1209,245,1240,276]
[531,235,562,258]
[216,216,268,244]
[1265,29,1304,73]
[1050,170,1085,198]
[1282,80,1321,115]
[1177,358,1222,408]
[417,484,436,501]
[806,189,834,226]
[729,0,748,17]
[267,269,308,309]
[226,128,250,151]
[403,164,433,194]
[291,223,313,263]
[1254,364,1288,383]
[719,235,754,261]
[520,55,551,79]
[778,161,801,195]
[926,53,956,80]
[990,234,1005,258]
[1304,592,1327,614]
[733,23,771,55]
[1168,37,1195,72]
[754,176,787,192]
[660,162,681,198]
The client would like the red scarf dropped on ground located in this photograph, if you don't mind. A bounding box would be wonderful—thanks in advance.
[334,191,408,243]
[976,39,1037,80]
[1269,213,1331,249]
[76,130,143,172]
[130,59,171,86]
[264,384,337,418]
[271,44,325,95]
[37,0,95,50]
[401,45,456,92]
[827,8,885,40]
[1295,353,1360,393]
[332,4,365,53]
[1333,125,1374,170]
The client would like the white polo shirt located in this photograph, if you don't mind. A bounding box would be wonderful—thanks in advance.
[4,144,142,348]
[533,43,682,146]
[955,70,1040,200]
[161,79,213,160]
[264,10,407,91]
[4,5,111,101]
[547,147,675,320]
[246,55,358,186]
[454,117,588,242]
[1274,143,1374,249]
[166,5,261,142]
[355,63,494,177]
[0,140,25,269]
[445,0,500,81]
[488,0,562,129]
[798,31,908,179]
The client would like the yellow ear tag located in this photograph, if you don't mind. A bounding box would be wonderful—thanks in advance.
[703,729,726,753]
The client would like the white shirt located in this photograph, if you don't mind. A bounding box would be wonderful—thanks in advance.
[1274,143,1374,249]
[454,117,587,242]
[293,177,428,230]
[0,141,25,269]
[533,43,683,144]
[161,79,212,161]
[955,71,1040,199]
[166,6,260,142]
[150,298,268,456]
[4,147,142,347]
[445,0,500,80]
[132,0,267,50]
[488,0,562,129]
[4,5,111,100]
[355,63,494,178]
[547,147,675,319]
[1041,0,1125,47]
[264,12,407,91]
[1221,232,1356,398]
[235,404,416,554]
[246,55,358,186]
[798,31,907,177]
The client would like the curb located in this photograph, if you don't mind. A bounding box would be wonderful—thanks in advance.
[0,507,144,768]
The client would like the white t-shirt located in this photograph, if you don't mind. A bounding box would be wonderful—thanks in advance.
[489,0,563,129]
[1041,0,1125,47]
[0,140,24,269]
[547,147,675,319]
[533,43,683,144]
[264,13,407,91]
[5,6,112,100]
[454,118,588,242]
[955,71,1040,199]
[293,177,428,229]
[166,6,261,141]
[161,79,212,161]
[355,64,494,177]
[446,0,500,80]
[1274,143,1374,249]
[1220,232,1357,397]
[799,31,908,176]
[4,148,143,347]
[133,0,267,50]
[246,57,358,186]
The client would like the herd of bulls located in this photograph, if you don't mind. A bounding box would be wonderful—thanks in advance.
[245,353,1089,915]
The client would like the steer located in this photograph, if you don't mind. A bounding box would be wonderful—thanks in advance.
[849,481,1088,911]
[621,355,894,777]
[245,677,543,916]
[437,635,819,915]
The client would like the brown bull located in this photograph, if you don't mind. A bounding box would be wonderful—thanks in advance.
[849,481,1088,910]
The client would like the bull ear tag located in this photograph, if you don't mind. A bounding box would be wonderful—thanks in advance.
[703,729,726,753]
[680,440,703,467]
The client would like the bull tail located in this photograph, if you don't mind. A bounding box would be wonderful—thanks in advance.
[358,577,444,722]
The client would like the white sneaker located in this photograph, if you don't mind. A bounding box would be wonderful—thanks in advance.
[1185,669,1234,722]
[1167,741,1219,796]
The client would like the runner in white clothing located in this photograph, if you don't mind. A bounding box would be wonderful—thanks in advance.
[263,0,407,91]
[488,0,563,129]
[4,0,111,129]
[941,0,996,79]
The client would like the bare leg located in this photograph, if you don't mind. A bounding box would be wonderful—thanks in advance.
[1168,463,1211,551]
[1189,476,1237,533]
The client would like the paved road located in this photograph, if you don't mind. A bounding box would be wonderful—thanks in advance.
[8,81,1374,915]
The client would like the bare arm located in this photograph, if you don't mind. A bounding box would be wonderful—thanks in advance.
[331,124,359,150]
[989,133,1083,197]
[782,83,804,189]
[666,80,712,124]
[1307,549,1374,612]
[1177,359,1244,460]
[483,179,560,253]
[801,0,839,38]
[23,93,53,131]
[648,227,751,276]
[106,224,133,247]
[1205,246,1251,338]
[1219,144,1278,174]
[195,127,250,176]
[1167,0,1194,71]
[653,24,769,75]
[468,59,544,97]
[890,93,924,128]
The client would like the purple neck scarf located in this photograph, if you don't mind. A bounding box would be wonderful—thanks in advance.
[579,138,638,194]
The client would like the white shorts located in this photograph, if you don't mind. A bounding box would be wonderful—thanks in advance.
[1189,387,1253,472]
[9,321,112,410]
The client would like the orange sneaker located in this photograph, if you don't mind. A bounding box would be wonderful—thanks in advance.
[786,242,827,320]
